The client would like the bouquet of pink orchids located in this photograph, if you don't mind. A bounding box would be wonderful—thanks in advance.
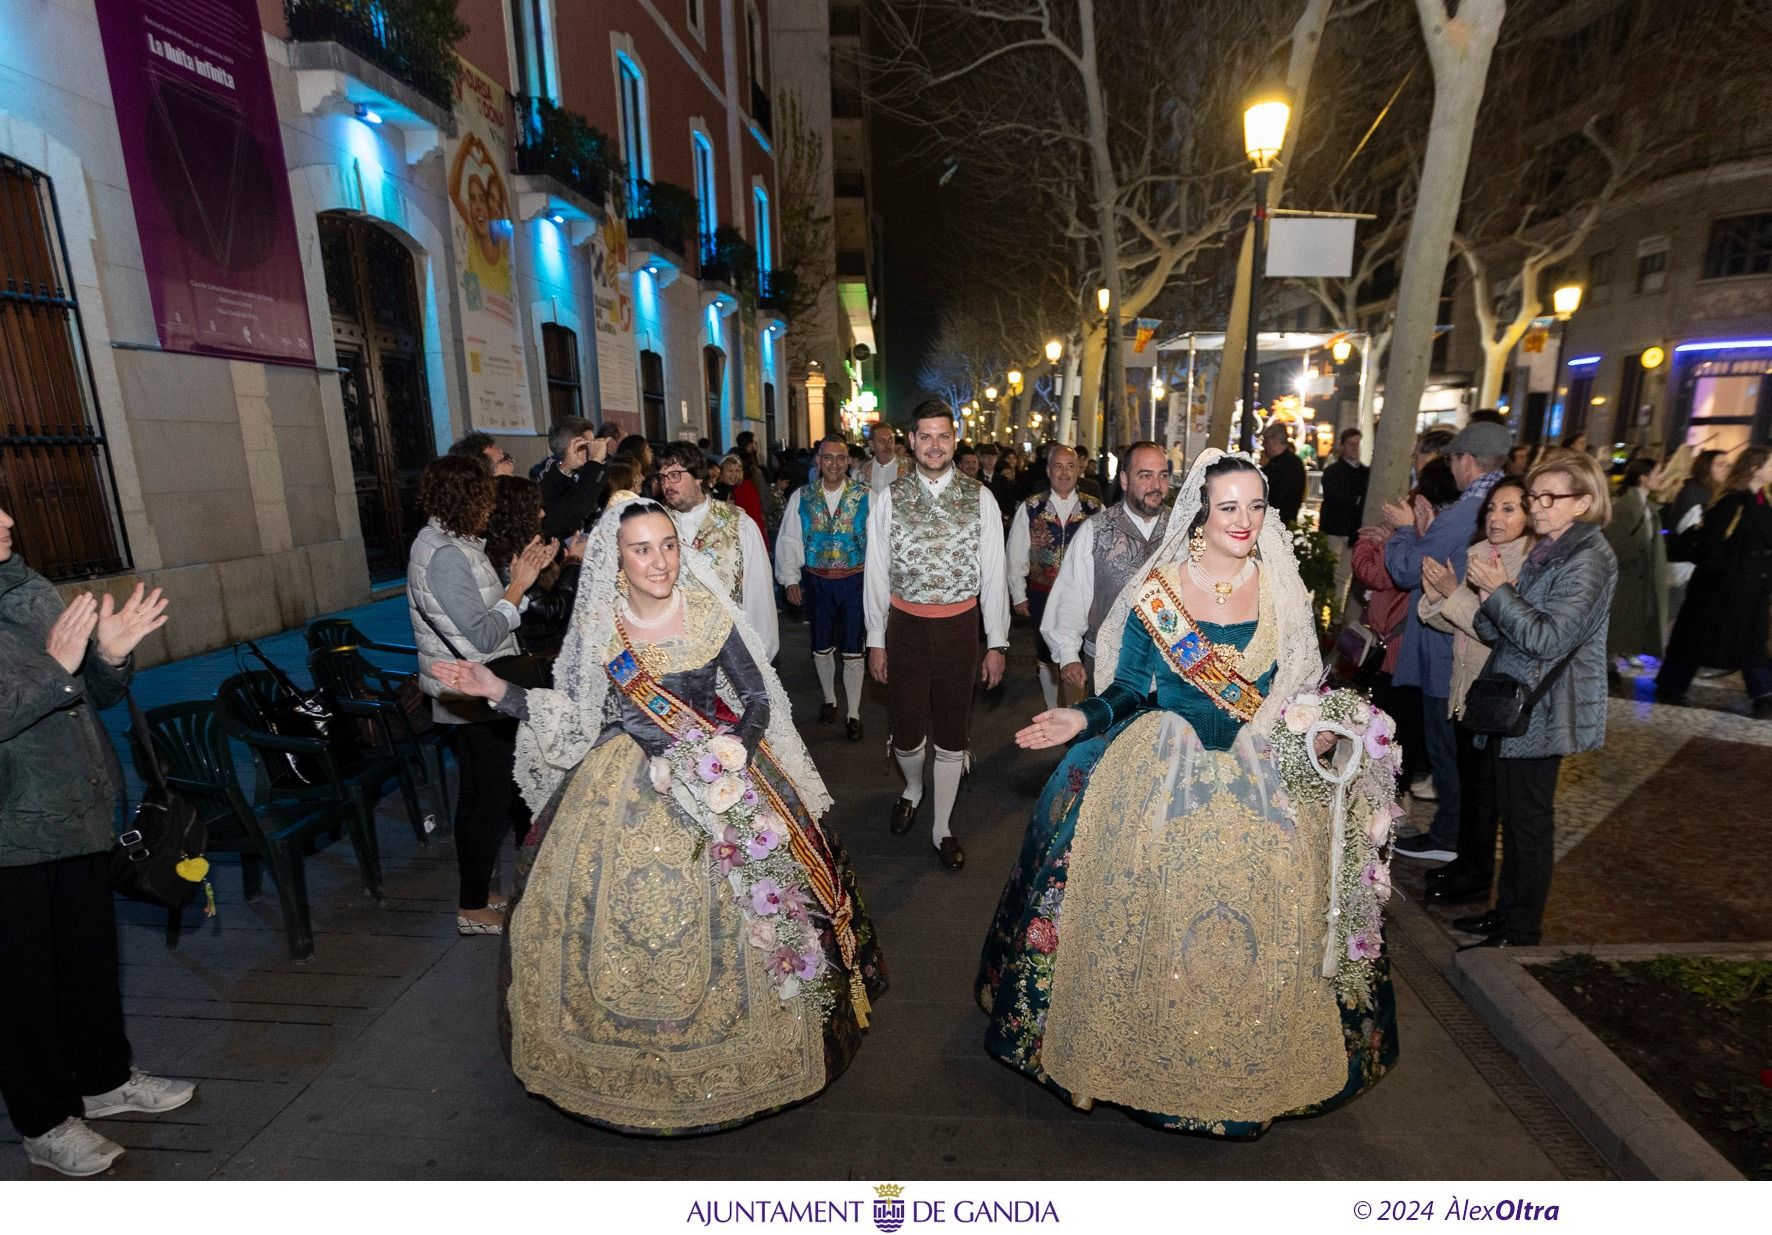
[1272,686,1406,1009]
[650,727,833,1019]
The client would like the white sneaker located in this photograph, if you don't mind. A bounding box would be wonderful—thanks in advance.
[82,1069,196,1118]
[23,1117,125,1177]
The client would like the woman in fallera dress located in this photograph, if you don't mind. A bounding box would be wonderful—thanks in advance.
[978,450,1398,1136]
[434,496,885,1134]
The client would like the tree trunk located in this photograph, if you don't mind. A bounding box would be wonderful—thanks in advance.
[1077,321,1106,452]
[1207,0,1336,449]
[1363,0,1506,520]
[1478,340,1513,409]
[1077,0,1125,455]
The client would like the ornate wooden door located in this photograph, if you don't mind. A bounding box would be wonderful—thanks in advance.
[319,213,434,579]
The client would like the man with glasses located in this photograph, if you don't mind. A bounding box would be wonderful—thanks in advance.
[449,431,515,477]
[776,436,872,739]
[654,441,778,660]
[1380,419,1511,864]
[1042,441,1174,695]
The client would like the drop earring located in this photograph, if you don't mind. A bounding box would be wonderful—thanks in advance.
[1189,526,1206,563]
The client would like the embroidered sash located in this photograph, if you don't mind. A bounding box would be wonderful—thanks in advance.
[1130,569,1265,724]
[605,638,871,1024]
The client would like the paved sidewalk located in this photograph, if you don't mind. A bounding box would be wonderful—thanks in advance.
[4,601,1609,1180]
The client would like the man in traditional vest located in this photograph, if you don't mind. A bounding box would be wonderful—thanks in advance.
[865,422,899,493]
[1008,444,1101,709]
[776,435,870,741]
[864,400,1009,871]
[1042,441,1173,691]
[655,440,779,660]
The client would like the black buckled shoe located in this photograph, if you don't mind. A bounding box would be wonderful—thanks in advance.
[1458,932,1533,951]
[890,797,918,835]
[1451,910,1504,935]
[846,717,864,742]
[819,703,837,724]
[936,836,965,870]
[1425,879,1490,905]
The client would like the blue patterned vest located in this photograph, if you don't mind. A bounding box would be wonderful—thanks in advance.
[1024,489,1102,592]
[799,480,869,572]
[887,471,985,603]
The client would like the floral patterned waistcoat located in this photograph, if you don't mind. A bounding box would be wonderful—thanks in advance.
[1024,490,1102,591]
[800,480,869,571]
[887,471,984,604]
[1086,503,1171,641]
[693,499,744,603]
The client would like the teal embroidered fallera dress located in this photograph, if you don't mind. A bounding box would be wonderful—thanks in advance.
[976,608,1399,1136]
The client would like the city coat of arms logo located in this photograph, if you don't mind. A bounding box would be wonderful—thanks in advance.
[872,1184,906,1233]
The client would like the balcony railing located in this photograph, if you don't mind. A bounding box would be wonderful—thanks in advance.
[750,82,773,136]
[700,227,757,293]
[627,179,698,261]
[284,0,462,111]
[759,269,797,314]
[513,95,623,210]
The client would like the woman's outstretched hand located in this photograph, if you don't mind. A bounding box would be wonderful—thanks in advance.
[431,659,508,704]
[1016,707,1086,750]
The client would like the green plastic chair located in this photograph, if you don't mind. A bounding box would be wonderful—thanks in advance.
[139,700,381,960]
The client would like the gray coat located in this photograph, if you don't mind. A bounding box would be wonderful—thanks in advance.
[1474,521,1618,759]
[0,556,132,866]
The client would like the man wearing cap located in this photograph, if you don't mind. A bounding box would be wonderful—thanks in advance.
[1380,419,1512,864]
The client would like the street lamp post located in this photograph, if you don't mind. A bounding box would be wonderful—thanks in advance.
[1548,282,1583,440]
[1240,91,1291,454]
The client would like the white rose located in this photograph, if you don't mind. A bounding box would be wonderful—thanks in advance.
[708,734,749,771]
[747,918,777,950]
[1284,702,1321,734]
[705,774,746,814]
[647,756,672,793]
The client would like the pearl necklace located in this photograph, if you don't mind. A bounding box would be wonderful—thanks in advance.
[620,587,684,630]
[1188,556,1256,605]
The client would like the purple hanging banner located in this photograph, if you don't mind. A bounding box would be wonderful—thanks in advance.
[94,0,314,364]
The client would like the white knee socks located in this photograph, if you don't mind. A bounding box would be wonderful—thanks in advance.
[813,649,837,706]
[893,742,926,806]
[931,746,965,844]
[842,654,865,719]
[1038,662,1060,710]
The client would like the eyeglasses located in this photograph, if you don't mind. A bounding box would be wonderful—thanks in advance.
[1525,490,1582,509]
[656,468,693,483]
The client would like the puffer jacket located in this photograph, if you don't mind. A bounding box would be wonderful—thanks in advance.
[0,556,131,866]
[1473,522,1618,759]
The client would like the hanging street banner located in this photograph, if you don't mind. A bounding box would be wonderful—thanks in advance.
[1264,216,1357,279]
[93,0,313,364]
[589,212,639,423]
[449,58,533,432]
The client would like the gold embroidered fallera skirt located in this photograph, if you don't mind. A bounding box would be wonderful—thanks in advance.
[1040,712,1348,1124]
[506,735,828,1133]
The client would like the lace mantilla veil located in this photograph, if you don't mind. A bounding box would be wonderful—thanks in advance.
[512,494,833,818]
[1090,447,1322,736]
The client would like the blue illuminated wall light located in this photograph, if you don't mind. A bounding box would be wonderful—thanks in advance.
[1673,338,1772,353]
[634,268,662,351]
[706,303,722,347]
[533,215,569,288]
[1565,355,1602,368]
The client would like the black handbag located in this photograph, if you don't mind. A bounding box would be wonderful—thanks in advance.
[415,607,551,690]
[236,640,344,781]
[112,692,209,912]
[1461,651,1577,738]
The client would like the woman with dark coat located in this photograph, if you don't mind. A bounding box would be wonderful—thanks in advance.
[1454,454,1617,949]
[0,507,193,1177]
[1603,457,1669,663]
[1656,446,1772,717]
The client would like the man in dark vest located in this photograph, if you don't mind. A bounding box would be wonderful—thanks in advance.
[1008,444,1101,708]
[1042,441,1173,690]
